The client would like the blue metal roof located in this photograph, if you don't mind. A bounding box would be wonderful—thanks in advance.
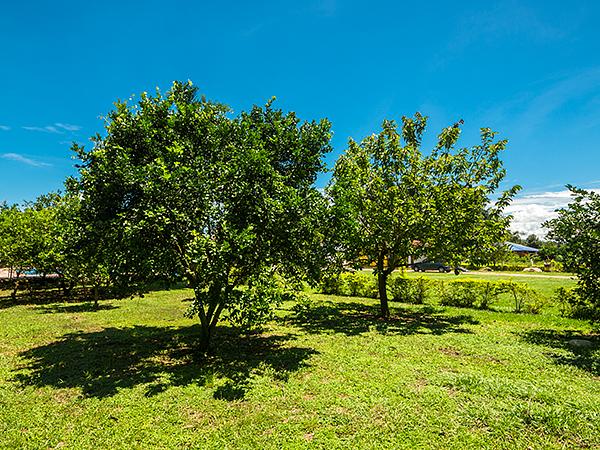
[506,242,539,252]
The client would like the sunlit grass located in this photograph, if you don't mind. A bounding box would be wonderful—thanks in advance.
[0,281,598,449]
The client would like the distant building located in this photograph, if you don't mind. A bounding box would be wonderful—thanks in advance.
[505,242,539,255]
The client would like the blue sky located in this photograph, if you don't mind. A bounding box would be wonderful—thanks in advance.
[1,1,599,235]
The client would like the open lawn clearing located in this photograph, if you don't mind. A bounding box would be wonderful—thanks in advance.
[450,271,576,280]
[0,285,598,449]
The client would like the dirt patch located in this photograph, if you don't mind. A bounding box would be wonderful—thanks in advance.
[439,347,462,357]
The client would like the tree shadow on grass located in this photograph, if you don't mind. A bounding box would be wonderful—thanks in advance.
[33,303,119,314]
[284,300,478,336]
[13,325,316,400]
[0,288,104,310]
[520,329,600,376]
[0,282,188,311]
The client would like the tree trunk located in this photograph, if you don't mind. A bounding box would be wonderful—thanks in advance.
[197,308,224,353]
[199,323,212,353]
[195,288,226,353]
[376,250,390,318]
[93,285,99,309]
[378,271,390,318]
[11,279,18,300]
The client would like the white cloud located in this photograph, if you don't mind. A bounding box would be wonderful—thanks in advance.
[23,125,62,134]
[0,153,51,168]
[0,125,10,131]
[22,123,82,134]
[505,188,600,238]
[54,123,82,132]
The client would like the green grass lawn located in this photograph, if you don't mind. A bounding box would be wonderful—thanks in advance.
[0,283,598,449]
[402,271,578,314]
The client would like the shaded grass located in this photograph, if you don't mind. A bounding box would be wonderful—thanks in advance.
[0,285,599,449]
[520,329,600,376]
[14,325,315,400]
[284,297,478,336]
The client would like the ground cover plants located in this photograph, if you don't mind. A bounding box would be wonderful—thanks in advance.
[0,276,598,449]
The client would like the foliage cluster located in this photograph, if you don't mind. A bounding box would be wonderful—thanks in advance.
[318,273,547,314]
[438,279,496,309]
[389,276,431,304]
[554,287,600,321]
[545,186,600,322]
[0,194,104,301]
[327,115,520,317]
[318,271,378,298]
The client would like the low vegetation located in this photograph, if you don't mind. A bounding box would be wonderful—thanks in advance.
[0,275,598,448]
[319,270,577,315]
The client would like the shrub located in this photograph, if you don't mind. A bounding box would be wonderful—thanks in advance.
[319,273,345,295]
[389,276,430,304]
[500,281,542,314]
[439,280,479,308]
[554,287,600,320]
[318,271,378,298]
[340,271,378,298]
[291,292,312,314]
[437,279,502,310]
[478,281,501,310]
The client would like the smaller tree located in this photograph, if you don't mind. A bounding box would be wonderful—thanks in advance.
[0,195,64,297]
[328,115,518,317]
[524,234,544,250]
[544,185,600,320]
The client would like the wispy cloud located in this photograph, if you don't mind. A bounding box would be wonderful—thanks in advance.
[54,123,81,132]
[506,188,600,238]
[0,153,51,168]
[23,125,62,134]
[483,68,600,136]
[0,125,10,131]
[431,2,581,69]
[22,123,82,134]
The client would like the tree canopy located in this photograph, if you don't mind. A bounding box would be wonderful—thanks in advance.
[71,81,332,350]
[327,115,519,316]
[544,185,600,320]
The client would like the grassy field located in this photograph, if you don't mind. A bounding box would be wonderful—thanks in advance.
[0,277,598,449]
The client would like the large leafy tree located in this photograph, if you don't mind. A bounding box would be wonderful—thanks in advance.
[72,81,331,350]
[328,115,518,317]
[544,185,600,319]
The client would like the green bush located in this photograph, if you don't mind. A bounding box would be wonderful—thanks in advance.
[439,280,479,308]
[554,287,600,320]
[500,281,543,314]
[318,271,378,298]
[319,273,345,295]
[389,276,430,304]
[291,292,312,314]
[477,281,501,310]
[340,271,378,298]
[320,273,547,314]
[438,279,502,310]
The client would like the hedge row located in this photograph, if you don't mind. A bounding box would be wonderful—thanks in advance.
[319,271,379,298]
[318,271,546,313]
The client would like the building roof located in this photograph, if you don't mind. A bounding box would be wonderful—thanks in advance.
[506,242,539,253]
